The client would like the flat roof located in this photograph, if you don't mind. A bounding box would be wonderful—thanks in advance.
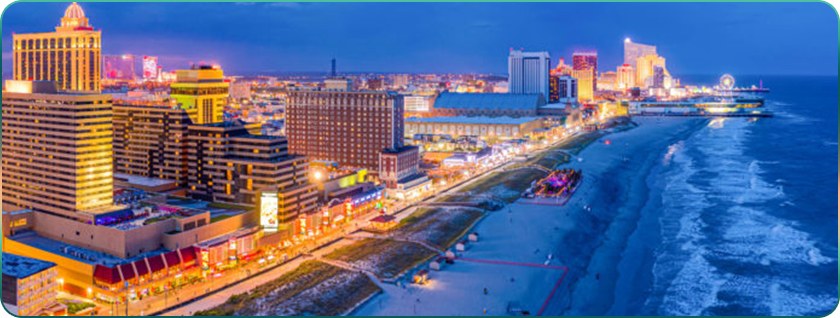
[2,252,56,278]
[406,116,542,125]
[8,231,168,267]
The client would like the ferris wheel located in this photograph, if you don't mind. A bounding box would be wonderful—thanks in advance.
[719,74,736,90]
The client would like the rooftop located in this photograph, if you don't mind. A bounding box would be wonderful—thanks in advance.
[406,116,542,125]
[115,173,176,188]
[434,92,544,110]
[8,231,168,267]
[2,253,56,278]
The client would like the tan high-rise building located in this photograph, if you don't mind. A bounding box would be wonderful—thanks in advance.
[170,65,229,124]
[12,2,101,92]
[1,80,117,222]
[617,63,636,89]
[572,68,595,102]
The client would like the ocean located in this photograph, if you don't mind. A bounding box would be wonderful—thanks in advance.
[634,75,838,315]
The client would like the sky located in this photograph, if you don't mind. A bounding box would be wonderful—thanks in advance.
[2,2,837,76]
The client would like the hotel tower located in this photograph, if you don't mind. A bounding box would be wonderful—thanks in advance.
[12,2,101,92]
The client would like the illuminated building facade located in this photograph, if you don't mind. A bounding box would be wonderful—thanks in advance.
[508,49,551,100]
[379,146,420,189]
[102,54,136,82]
[286,91,406,172]
[187,122,318,234]
[12,2,101,92]
[113,104,192,186]
[549,75,560,103]
[2,80,118,223]
[635,54,669,88]
[617,63,636,89]
[170,65,229,124]
[598,71,617,91]
[623,38,657,67]
[571,68,594,102]
[572,51,598,93]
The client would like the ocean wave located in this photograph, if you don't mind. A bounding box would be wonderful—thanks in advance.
[650,116,835,315]
[768,280,838,316]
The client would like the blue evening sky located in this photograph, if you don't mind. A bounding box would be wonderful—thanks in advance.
[2,2,837,76]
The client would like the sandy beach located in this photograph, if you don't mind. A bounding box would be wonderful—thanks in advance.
[353,117,708,316]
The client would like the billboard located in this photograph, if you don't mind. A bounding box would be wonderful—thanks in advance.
[260,192,279,231]
[143,56,158,80]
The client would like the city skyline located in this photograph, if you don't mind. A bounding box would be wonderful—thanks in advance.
[2,2,837,76]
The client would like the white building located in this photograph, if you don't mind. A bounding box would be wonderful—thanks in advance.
[623,38,657,66]
[508,50,550,100]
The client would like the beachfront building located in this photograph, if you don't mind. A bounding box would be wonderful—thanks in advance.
[508,50,551,100]
[431,92,545,117]
[2,253,62,316]
[405,116,544,140]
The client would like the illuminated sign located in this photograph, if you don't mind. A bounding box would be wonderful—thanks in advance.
[143,56,158,80]
[260,192,279,231]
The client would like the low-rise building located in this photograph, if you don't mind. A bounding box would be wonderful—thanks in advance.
[2,253,61,316]
[431,92,544,117]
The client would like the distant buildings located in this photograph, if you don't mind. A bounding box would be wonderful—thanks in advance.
[324,78,352,91]
[1,253,59,316]
[404,95,432,113]
[2,80,119,223]
[103,54,136,82]
[572,51,598,92]
[598,71,617,91]
[286,91,408,172]
[508,49,551,100]
[431,92,544,117]
[12,2,100,92]
[405,116,544,140]
[616,63,635,89]
[635,54,669,88]
[142,55,159,80]
[170,65,229,124]
[556,75,578,103]
[571,68,595,102]
[623,38,657,68]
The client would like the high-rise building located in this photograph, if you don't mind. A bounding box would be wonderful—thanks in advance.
[286,91,405,172]
[170,65,229,124]
[102,54,136,82]
[12,2,101,92]
[635,54,669,88]
[571,69,594,102]
[142,56,158,80]
[623,38,657,67]
[508,49,551,100]
[557,75,577,103]
[652,66,665,89]
[572,51,598,93]
[616,63,635,89]
[2,80,117,222]
[186,122,318,234]
[549,75,560,103]
[552,58,572,76]
[113,104,192,186]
